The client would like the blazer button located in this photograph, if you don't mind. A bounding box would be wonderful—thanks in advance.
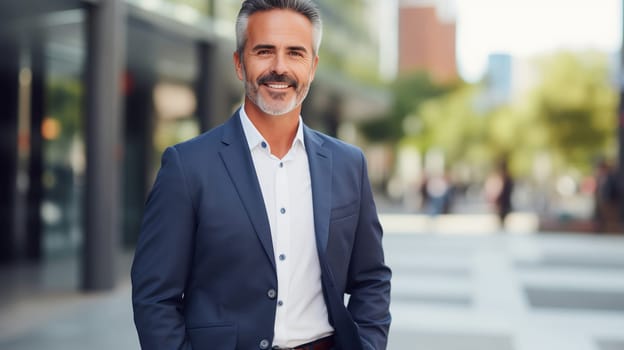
[267,288,277,299]
[259,339,270,349]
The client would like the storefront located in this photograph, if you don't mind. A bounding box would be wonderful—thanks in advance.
[0,0,241,290]
[0,0,390,293]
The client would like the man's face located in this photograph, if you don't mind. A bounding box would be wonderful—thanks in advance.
[234,9,319,116]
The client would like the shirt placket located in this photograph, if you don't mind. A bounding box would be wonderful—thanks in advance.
[273,156,291,334]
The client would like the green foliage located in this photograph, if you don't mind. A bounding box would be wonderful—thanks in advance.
[361,50,618,179]
[478,51,617,175]
[42,77,84,166]
[46,78,83,141]
[483,103,541,176]
[414,84,487,165]
[527,51,617,171]
[316,1,381,84]
[166,0,211,15]
[359,72,455,142]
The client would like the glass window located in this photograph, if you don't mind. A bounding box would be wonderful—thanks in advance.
[42,10,86,259]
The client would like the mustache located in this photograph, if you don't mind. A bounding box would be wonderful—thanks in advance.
[257,72,297,89]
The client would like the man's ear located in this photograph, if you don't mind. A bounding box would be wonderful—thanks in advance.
[310,55,319,82]
[233,51,244,81]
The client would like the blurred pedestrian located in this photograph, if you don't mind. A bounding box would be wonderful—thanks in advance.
[485,160,514,230]
[131,1,391,350]
[423,173,453,215]
[592,159,620,233]
[418,174,430,212]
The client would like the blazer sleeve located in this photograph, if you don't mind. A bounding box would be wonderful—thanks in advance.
[346,152,392,350]
[131,146,195,350]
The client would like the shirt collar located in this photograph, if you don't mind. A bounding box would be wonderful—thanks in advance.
[239,104,306,152]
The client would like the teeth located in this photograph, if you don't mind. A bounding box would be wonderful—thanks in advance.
[267,84,289,89]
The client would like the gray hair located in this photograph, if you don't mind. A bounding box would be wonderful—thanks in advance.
[236,0,323,57]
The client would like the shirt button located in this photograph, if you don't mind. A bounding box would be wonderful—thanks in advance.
[267,288,277,299]
[261,141,267,148]
[277,300,284,307]
[259,339,270,349]
[279,162,283,168]
[279,254,286,261]
[280,208,286,214]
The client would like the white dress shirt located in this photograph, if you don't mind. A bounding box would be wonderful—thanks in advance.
[239,107,334,348]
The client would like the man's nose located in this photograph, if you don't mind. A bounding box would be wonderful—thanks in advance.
[270,53,288,75]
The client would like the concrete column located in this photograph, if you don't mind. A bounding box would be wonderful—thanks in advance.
[0,37,19,263]
[196,42,217,131]
[26,29,45,261]
[122,71,155,247]
[83,0,126,291]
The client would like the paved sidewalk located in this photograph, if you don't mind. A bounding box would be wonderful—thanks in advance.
[385,228,624,350]
[1,214,624,350]
[0,282,138,350]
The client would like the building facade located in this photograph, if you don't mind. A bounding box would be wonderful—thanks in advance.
[0,0,388,292]
[398,0,457,82]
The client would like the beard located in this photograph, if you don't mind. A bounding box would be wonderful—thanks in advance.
[242,65,312,116]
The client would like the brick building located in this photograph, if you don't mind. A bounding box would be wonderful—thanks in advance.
[398,0,457,82]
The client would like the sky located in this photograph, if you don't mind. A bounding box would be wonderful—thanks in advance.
[454,0,622,81]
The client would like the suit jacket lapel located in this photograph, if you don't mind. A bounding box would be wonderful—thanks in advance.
[304,126,332,254]
[218,112,275,268]
[305,129,363,349]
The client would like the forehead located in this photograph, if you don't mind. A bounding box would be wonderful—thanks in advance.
[245,9,315,50]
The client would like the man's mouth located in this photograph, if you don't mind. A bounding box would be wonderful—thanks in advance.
[258,73,297,90]
[265,83,290,89]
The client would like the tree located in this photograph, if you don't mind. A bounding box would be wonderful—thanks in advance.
[527,51,617,171]
[359,71,455,142]
[412,84,487,165]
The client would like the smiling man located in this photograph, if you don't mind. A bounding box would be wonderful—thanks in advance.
[236,9,316,119]
[131,1,391,350]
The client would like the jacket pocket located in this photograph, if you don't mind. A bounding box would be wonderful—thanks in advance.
[330,200,359,221]
[187,323,237,350]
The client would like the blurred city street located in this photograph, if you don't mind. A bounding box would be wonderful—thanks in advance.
[1,1,623,349]
[1,211,623,350]
[385,221,624,350]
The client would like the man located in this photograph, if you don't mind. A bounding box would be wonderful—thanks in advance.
[131,1,391,349]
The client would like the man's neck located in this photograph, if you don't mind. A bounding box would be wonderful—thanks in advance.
[244,101,301,159]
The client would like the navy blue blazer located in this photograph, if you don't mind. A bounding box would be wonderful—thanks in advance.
[131,111,391,350]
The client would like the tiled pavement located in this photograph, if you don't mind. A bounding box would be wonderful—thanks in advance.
[1,214,624,350]
[385,219,624,350]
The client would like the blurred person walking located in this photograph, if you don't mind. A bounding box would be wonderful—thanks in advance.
[592,159,620,233]
[422,173,453,215]
[130,1,391,350]
[485,160,514,230]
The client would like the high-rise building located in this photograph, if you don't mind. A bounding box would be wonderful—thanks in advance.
[485,53,513,106]
[398,0,457,82]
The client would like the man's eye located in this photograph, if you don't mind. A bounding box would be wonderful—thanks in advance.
[257,50,271,55]
[289,51,304,57]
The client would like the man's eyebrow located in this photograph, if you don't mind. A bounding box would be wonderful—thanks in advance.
[251,44,276,51]
[287,46,308,53]
[250,44,309,53]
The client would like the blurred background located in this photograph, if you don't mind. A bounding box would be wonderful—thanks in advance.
[0,0,623,349]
